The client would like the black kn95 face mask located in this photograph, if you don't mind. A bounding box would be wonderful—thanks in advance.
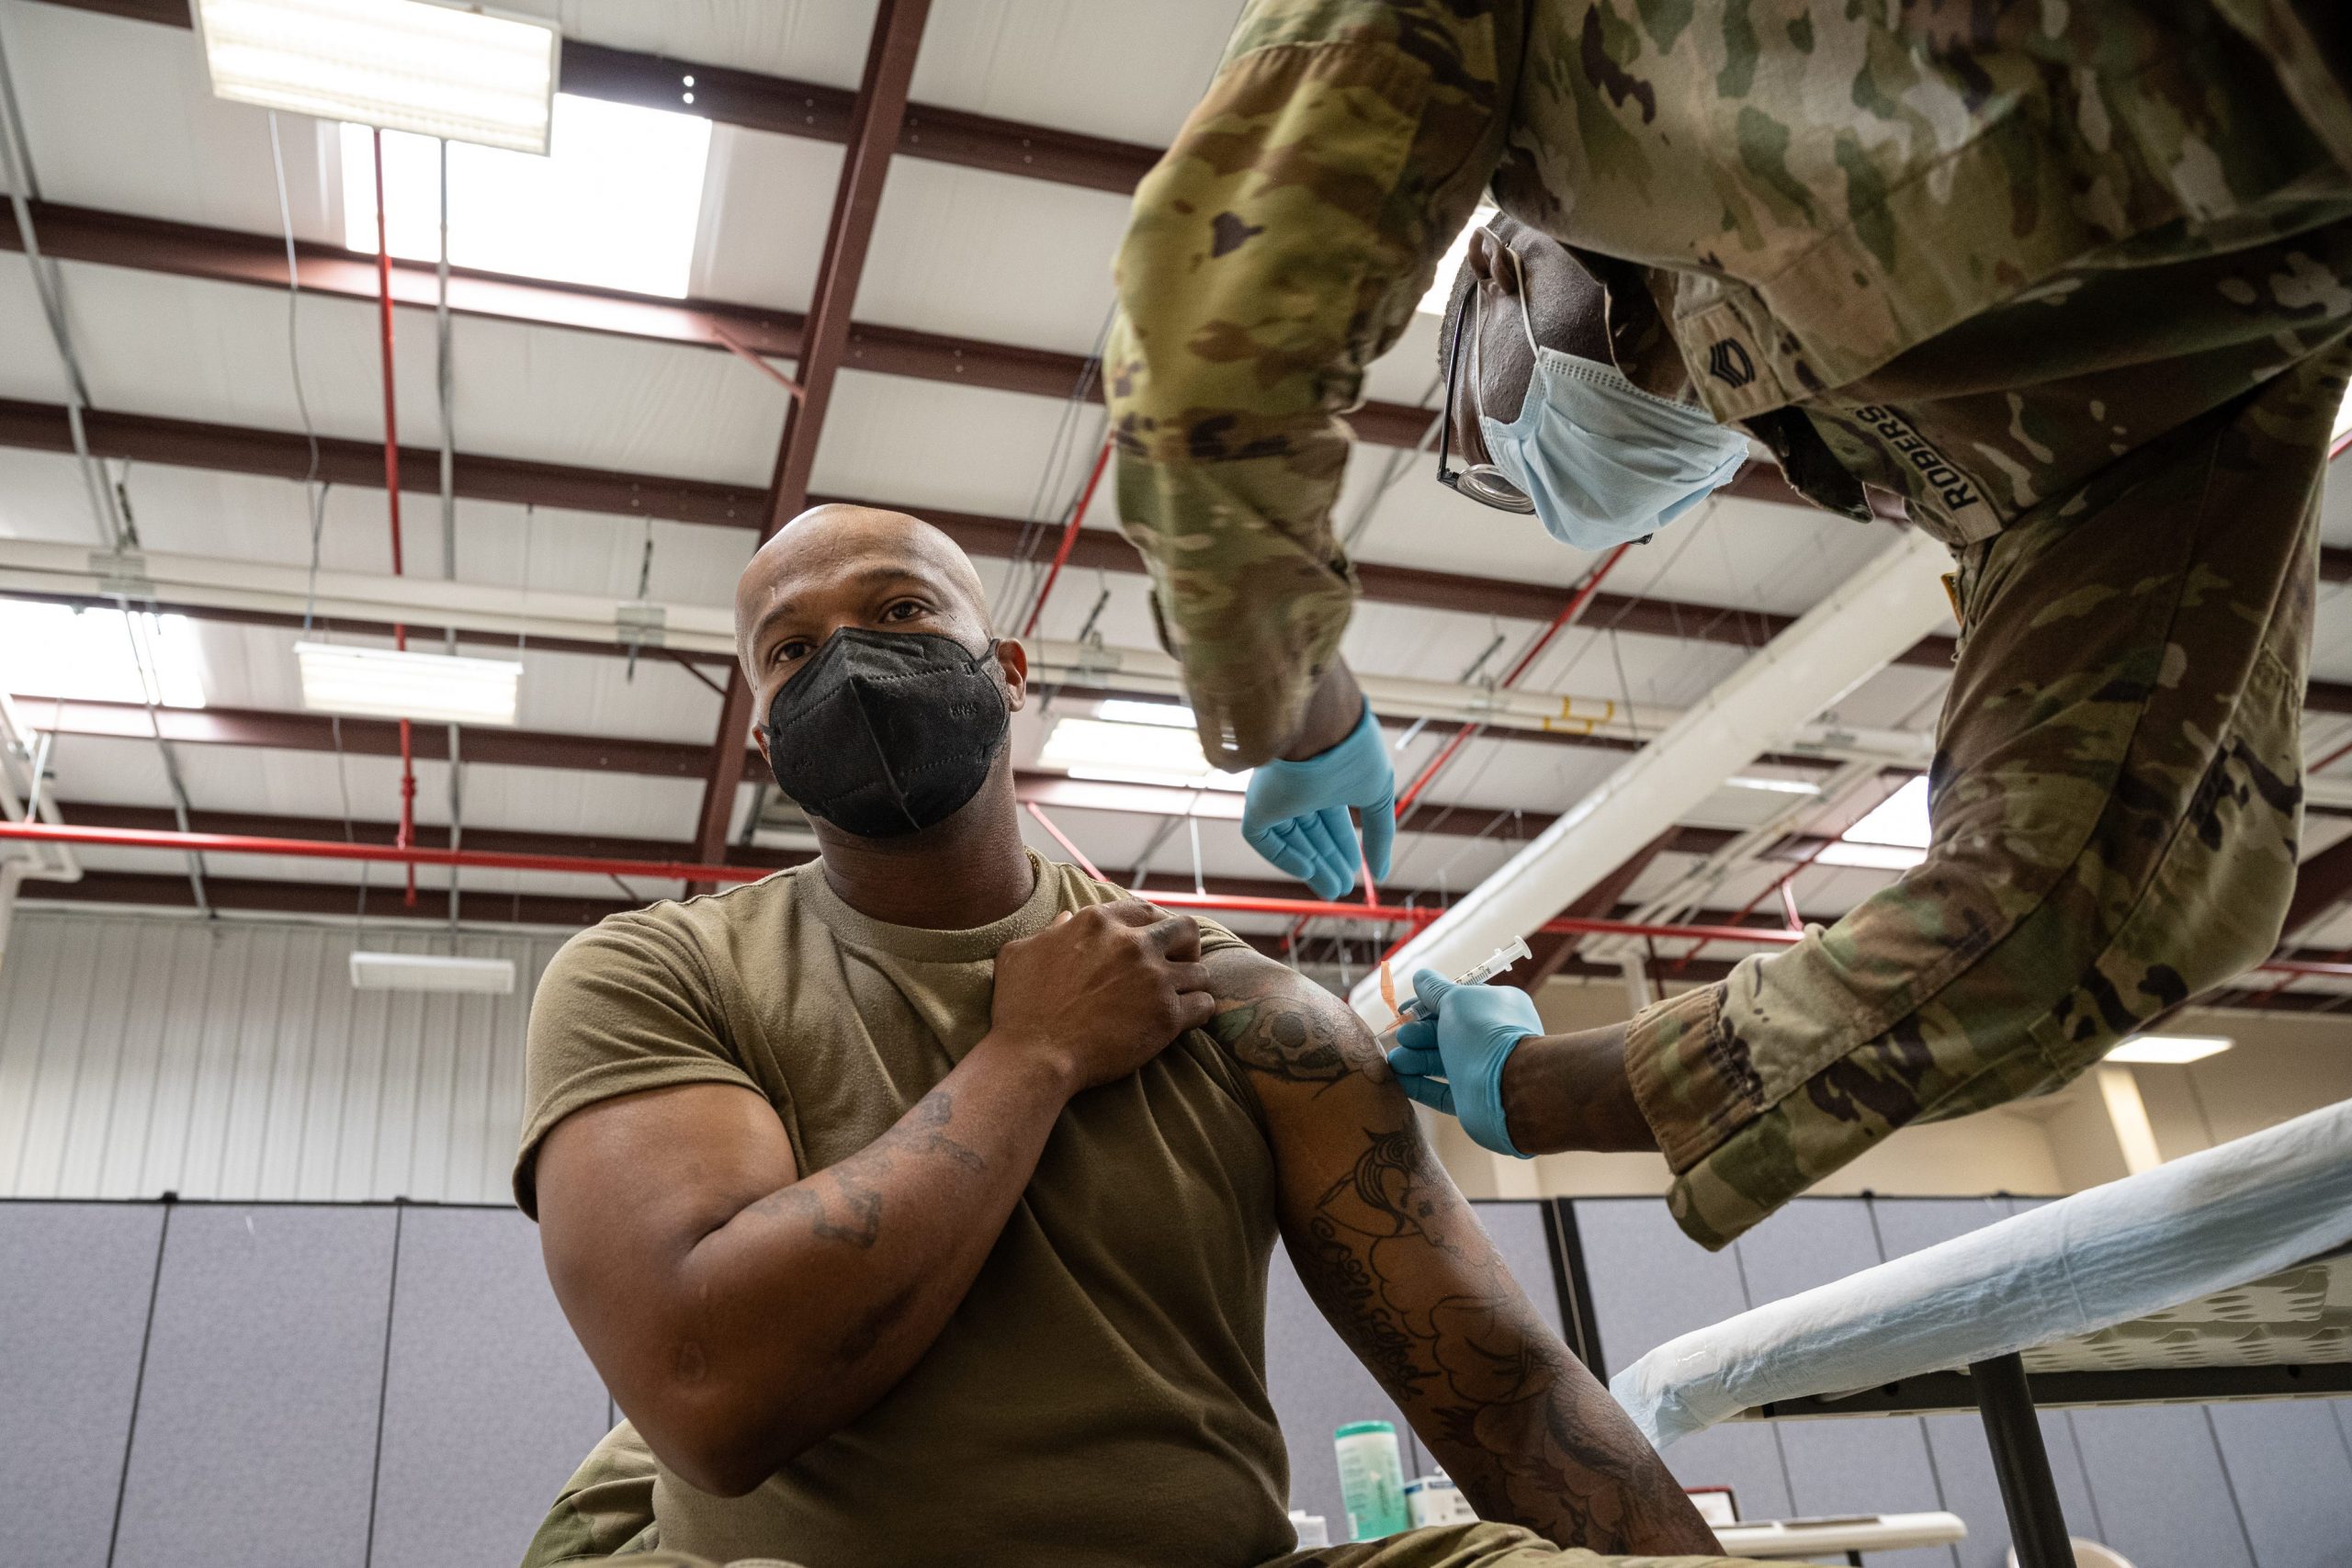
[763,626,1010,838]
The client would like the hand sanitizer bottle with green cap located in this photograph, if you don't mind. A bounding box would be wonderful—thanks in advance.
[1333,1421,1409,1540]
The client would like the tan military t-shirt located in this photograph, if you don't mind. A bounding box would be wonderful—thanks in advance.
[514,852,1293,1568]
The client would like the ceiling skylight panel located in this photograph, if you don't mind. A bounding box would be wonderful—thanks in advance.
[341,94,712,298]
[0,603,207,708]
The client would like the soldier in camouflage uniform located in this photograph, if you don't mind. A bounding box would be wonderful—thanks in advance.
[1106,1,2352,1247]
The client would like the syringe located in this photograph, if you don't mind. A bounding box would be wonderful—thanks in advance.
[1389,936,1533,1026]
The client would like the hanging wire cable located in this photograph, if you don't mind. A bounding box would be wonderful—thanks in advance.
[267,113,338,637]
[436,136,462,931]
[113,597,211,915]
[1395,542,1632,818]
[266,116,323,502]
[989,298,1120,629]
[367,128,420,907]
[260,112,365,925]
[0,28,124,549]
[990,2,1244,633]
[1337,370,1443,554]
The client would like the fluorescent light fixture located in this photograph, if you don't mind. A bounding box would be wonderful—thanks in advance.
[1094,698,1197,729]
[1040,716,1250,792]
[0,602,206,707]
[197,0,560,153]
[294,641,521,725]
[1726,775,1821,795]
[1418,203,1499,315]
[349,951,516,993]
[2107,1033,2233,1065]
[343,93,712,296]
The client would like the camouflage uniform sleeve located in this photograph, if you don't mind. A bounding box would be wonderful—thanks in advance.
[1624,337,2347,1250]
[1105,0,1521,767]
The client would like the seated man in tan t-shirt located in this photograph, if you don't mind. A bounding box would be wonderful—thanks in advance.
[515,503,1751,1568]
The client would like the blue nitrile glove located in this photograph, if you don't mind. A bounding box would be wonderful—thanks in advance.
[1240,700,1396,899]
[1385,969,1541,1158]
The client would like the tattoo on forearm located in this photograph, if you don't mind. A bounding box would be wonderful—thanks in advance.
[748,1089,983,1256]
[834,1282,918,1364]
[1203,953,1706,1551]
[1294,1122,1705,1554]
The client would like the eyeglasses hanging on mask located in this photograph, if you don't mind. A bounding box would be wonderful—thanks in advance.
[1434,231,1752,550]
[1435,245,1537,514]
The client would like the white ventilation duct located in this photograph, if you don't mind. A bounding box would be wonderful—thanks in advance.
[0,691,83,976]
[1351,526,1954,1024]
[0,540,1942,769]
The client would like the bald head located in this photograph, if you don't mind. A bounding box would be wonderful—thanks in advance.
[737,502,1023,734]
[739,505,989,647]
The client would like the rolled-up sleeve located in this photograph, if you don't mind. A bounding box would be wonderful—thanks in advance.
[1623,339,2341,1249]
[1105,0,1515,767]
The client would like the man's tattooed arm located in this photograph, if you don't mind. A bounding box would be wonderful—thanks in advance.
[536,1046,1075,1497]
[1201,948,1724,1557]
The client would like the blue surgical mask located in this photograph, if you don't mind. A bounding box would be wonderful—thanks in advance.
[1464,244,1750,549]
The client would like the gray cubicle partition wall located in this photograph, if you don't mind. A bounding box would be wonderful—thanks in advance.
[1865,1199,2106,1568]
[0,1201,604,1568]
[1558,1197,1799,1527]
[368,1207,615,1568]
[0,1201,164,1568]
[1727,1201,1953,1568]
[1564,1194,2352,1568]
[0,1196,1565,1567]
[111,1204,401,1568]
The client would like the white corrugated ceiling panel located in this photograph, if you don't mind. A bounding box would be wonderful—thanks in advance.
[0,1,334,237]
[906,0,1239,146]
[529,0,879,94]
[854,157,1126,355]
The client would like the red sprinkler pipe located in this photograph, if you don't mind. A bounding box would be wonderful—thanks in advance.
[1396,543,1632,815]
[10,817,2347,982]
[372,129,418,906]
[1019,436,1114,638]
[0,819,1800,947]
[1022,800,1103,881]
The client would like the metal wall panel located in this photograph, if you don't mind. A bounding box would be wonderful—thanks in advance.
[0,912,565,1203]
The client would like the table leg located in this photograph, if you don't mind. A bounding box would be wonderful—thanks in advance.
[1971,1352,2073,1568]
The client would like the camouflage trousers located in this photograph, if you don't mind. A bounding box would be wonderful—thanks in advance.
[518,1422,1769,1568]
[1626,339,2351,1251]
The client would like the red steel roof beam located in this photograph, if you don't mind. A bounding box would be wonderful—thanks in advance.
[689,0,933,879]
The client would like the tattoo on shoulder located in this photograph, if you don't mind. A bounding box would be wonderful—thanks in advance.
[1205,961,1385,1089]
